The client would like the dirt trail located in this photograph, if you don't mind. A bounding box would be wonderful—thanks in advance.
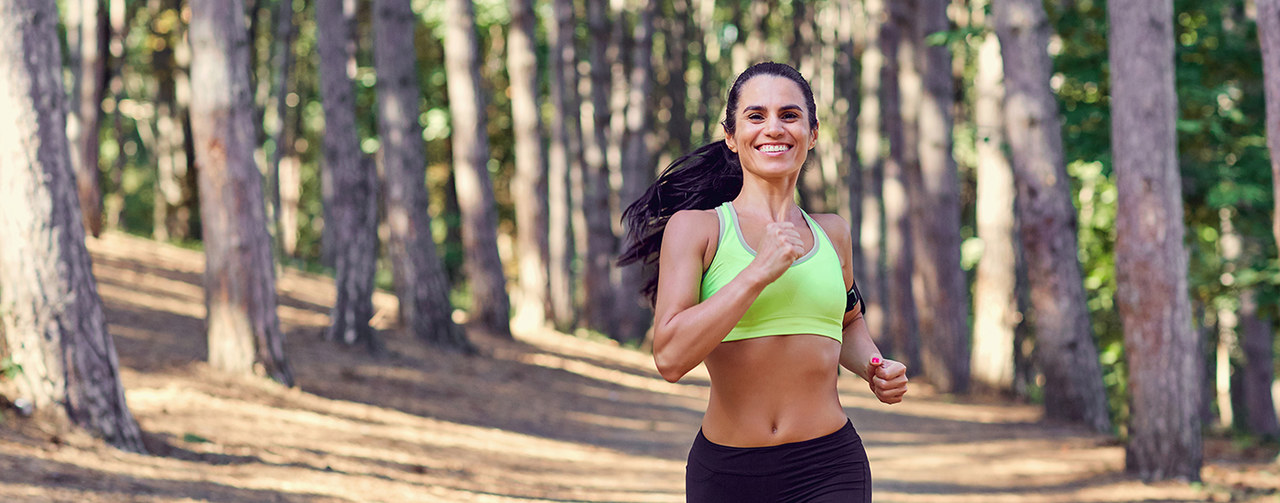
[0,231,1275,502]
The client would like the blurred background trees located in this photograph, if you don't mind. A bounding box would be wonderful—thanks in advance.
[0,0,1274,480]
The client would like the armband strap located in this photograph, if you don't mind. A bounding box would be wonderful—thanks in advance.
[845,278,865,315]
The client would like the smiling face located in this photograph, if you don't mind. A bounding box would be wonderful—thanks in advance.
[723,75,818,181]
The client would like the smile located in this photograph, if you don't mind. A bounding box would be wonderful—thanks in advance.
[756,144,791,154]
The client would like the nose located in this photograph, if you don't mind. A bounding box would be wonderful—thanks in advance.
[764,115,785,136]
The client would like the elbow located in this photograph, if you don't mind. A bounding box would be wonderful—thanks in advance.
[653,351,687,383]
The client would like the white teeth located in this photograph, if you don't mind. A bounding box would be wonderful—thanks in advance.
[759,144,789,153]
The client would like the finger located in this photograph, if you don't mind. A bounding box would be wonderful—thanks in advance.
[876,361,906,380]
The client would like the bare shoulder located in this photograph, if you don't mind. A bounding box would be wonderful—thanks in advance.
[663,208,720,264]
[809,213,851,248]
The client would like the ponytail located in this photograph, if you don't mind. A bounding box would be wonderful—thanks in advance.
[618,140,742,305]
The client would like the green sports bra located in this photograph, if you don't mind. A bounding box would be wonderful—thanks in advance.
[699,202,845,342]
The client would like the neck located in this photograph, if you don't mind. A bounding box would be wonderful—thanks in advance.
[733,174,800,223]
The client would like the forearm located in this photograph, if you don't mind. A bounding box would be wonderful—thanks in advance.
[653,271,767,382]
[838,312,882,382]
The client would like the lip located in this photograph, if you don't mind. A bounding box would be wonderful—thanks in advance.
[754,143,793,156]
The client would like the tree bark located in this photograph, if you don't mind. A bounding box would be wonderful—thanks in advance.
[189,0,294,386]
[373,0,471,353]
[506,0,550,332]
[1238,288,1280,437]
[615,0,657,344]
[883,0,921,371]
[0,0,144,452]
[909,0,971,394]
[578,0,618,334]
[546,0,580,331]
[1109,0,1202,481]
[971,0,1019,393]
[268,0,296,257]
[316,0,378,350]
[1263,0,1280,253]
[858,0,889,352]
[994,0,1110,431]
[65,0,109,238]
[443,0,512,338]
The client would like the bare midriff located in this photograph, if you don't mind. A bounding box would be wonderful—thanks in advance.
[700,333,848,447]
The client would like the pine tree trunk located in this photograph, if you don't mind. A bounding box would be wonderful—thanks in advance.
[910,0,971,394]
[1109,0,1202,481]
[579,0,617,333]
[1238,288,1280,437]
[546,0,580,331]
[373,0,471,353]
[65,0,108,238]
[971,0,1019,393]
[858,0,889,352]
[443,0,512,338]
[1263,0,1280,253]
[316,0,378,349]
[0,0,144,452]
[883,0,921,370]
[268,0,296,258]
[994,0,1111,431]
[660,0,692,159]
[506,0,550,331]
[189,0,294,386]
[839,0,861,253]
[615,0,657,344]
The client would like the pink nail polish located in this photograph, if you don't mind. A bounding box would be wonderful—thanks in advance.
[871,356,881,365]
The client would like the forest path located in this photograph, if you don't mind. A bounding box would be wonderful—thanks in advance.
[0,231,1275,502]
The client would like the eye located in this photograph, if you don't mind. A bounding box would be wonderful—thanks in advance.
[747,113,765,121]
[782,111,801,120]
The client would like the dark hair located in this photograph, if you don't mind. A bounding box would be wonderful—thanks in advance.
[618,62,817,305]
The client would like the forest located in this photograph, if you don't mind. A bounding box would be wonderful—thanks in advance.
[1,0,1279,499]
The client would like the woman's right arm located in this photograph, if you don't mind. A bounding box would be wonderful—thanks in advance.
[651,209,804,382]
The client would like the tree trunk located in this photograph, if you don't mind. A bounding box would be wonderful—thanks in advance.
[615,0,657,344]
[0,0,144,452]
[1238,288,1280,437]
[1214,209,1241,429]
[858,0,889,353]
[970,0,1019,393]
[883,0,921,371]
[65,0,109,238]
[506,0,550,332]
[839,0,861,254]
[316,0,378,350]
[1263,0,1280,256]
[443,0,512,338]
[909,0,970,394]
[1109,0,1202,481]
[152,0,189,242]
[546,0,579,331]
[578,0,617,334]
[660,0,692,159]
[994,0,1111,431]
[268,0,296,257]
[373,0,471,353]
[189,0,294,386]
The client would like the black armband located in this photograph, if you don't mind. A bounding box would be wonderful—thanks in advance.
[845,278,865,315]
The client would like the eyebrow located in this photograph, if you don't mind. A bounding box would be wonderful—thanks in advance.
[742,104,804,114]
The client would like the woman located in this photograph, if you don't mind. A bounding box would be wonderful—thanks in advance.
[620,62,908,502]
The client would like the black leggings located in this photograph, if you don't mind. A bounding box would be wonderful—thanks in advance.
[686,420,871,502]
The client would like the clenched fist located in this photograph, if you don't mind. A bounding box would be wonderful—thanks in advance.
[866,356,908,404]
[748,221,806,284]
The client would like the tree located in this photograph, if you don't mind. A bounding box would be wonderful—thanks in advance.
[909,0,971,394]
[1250,0,1280,438]
[858,0,889,353]
[150,0,198,243]
[615,0,658,343]
[545,0,579,331]
[1109,0,1202,481]
[443,0,512,338]
[507,0,550,331]
[373,0,472,353]
[64,0,109,238]
[971,0,1019,393]
[994,0,1110,431]
[189,0,294,385]
[0,0,144,452]
[578,0,618,334]
[883,0,922,371]
[316,0,378,350]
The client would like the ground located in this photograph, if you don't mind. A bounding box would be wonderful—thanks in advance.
[0,231,1277,502]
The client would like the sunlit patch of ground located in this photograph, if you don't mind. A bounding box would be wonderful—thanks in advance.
[0,231,1274,502]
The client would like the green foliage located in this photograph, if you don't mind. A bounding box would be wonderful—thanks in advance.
[1,356,21,381]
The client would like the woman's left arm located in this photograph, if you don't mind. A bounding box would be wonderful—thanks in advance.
[815,214,908,405]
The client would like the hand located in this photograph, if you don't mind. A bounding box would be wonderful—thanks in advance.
[747,222,806,284]
[866,356,908,404]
